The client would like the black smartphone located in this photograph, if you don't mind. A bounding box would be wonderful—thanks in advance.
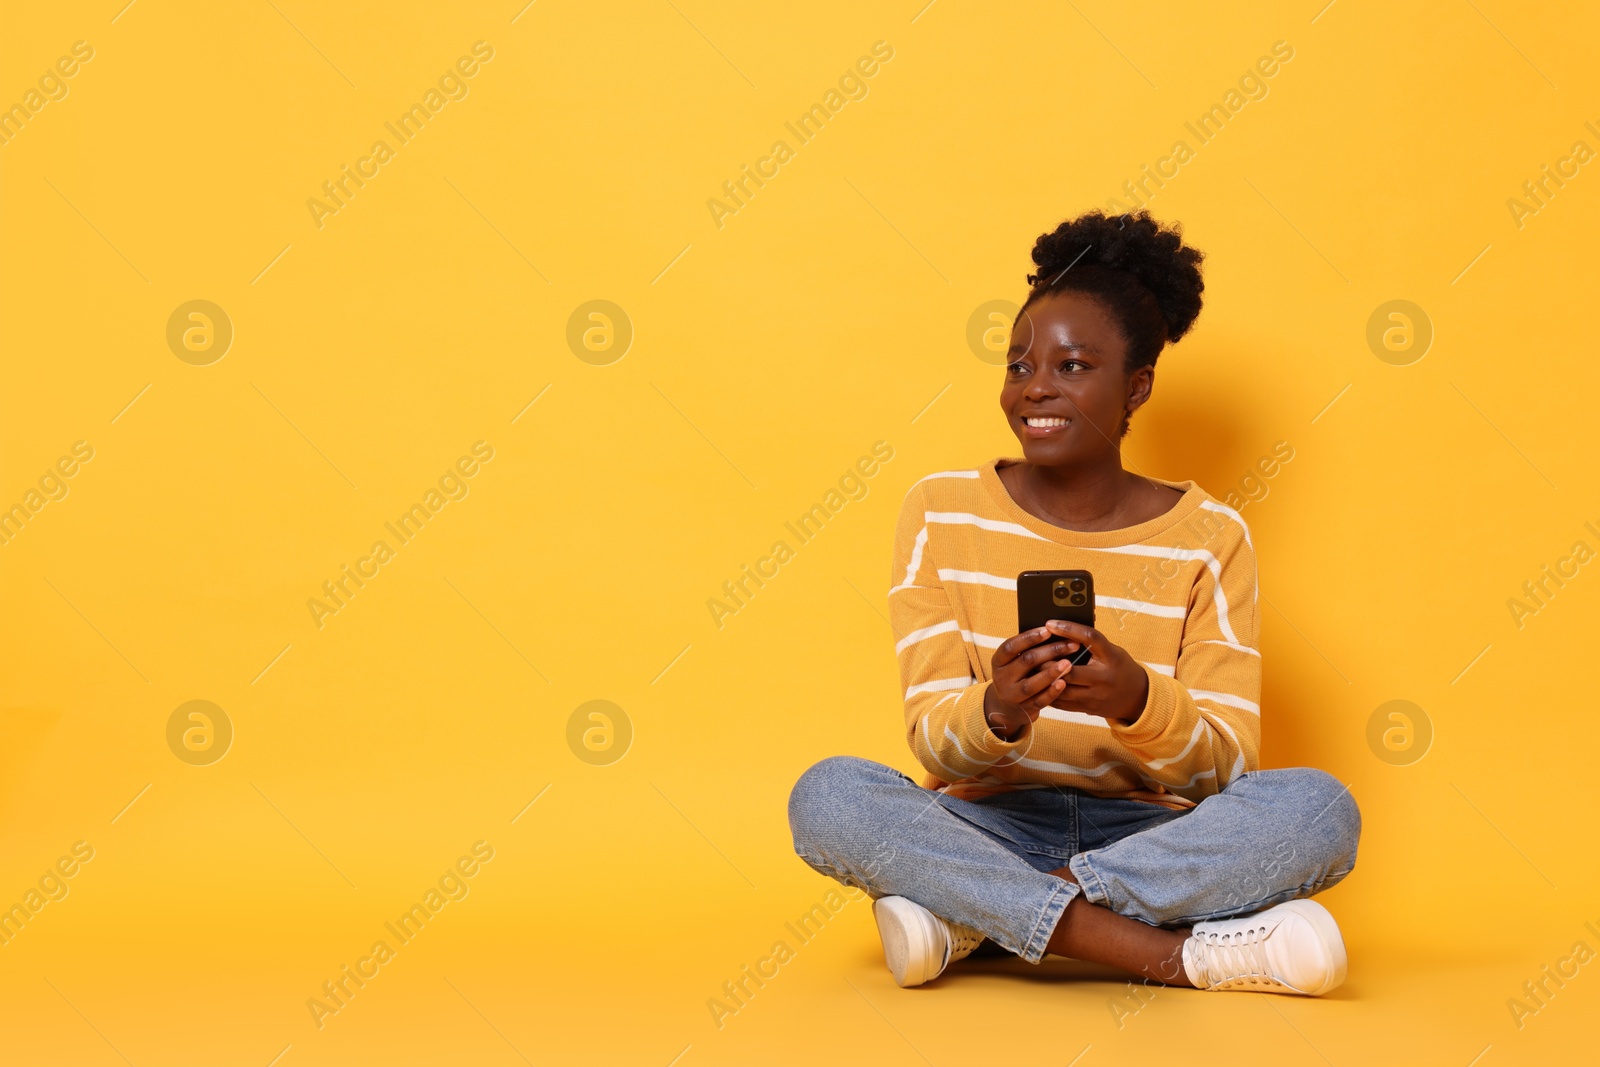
[1016,570,1095,665]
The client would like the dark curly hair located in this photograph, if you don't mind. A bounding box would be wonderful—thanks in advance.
[1021,209,1205,378]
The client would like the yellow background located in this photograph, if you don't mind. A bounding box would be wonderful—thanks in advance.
[2,1,1597,1063]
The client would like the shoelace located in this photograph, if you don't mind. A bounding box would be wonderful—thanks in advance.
[949,925,985,956]
[1195,922,1277,990]
[940,918,985,968]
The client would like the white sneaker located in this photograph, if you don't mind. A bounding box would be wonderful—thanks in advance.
[1181,899,1348,995]
[872,896,986,987]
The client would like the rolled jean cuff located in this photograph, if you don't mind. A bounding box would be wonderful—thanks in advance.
[1066,851,1110,909]
[1019,877,1080,964]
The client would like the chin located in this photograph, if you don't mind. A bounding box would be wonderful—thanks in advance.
[1018,440,1068,464]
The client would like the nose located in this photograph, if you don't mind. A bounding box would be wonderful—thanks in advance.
[1023,368,1057,399]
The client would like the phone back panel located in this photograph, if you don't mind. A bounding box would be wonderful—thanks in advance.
[1016,569,1095,665]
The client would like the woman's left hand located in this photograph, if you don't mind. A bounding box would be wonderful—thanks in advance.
[1042,620,1150,726]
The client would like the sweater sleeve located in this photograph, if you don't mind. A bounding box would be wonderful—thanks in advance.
[1109,515,1262,801]
[888,481,1029,786]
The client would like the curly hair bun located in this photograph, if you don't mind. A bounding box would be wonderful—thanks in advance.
[1026,209,1206,353]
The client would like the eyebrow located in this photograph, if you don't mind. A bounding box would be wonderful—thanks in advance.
[1008,339,1095,356]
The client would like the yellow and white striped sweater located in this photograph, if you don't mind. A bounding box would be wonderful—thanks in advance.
[888,458,1261,811]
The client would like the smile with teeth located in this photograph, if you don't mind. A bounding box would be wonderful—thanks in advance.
[1024,416,1069,427]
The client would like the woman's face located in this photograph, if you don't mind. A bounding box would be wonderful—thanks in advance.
[999,290,1151,467]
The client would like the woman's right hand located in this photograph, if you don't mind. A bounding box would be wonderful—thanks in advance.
[983,627,1082,740]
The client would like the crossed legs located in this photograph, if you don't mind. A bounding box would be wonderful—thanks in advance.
[788,755,1361,985]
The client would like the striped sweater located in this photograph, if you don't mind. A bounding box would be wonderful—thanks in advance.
[888,458,1261,810]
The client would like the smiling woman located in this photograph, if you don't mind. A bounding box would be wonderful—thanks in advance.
[1011,211,1204,437]
[788,208,1363,999]
[995,211,1205,529]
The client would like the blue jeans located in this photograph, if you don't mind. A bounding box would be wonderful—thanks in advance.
[787,755,1362,965]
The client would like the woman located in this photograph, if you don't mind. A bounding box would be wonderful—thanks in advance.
[787,210,1361,993]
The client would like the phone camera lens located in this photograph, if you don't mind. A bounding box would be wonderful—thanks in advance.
[1069,579,1086,592]
[1069,593,1087,606]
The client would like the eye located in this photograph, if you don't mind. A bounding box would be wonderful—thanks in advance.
[1059,359,1087,372]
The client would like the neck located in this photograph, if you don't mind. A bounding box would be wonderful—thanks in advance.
[1016,456,1139,528]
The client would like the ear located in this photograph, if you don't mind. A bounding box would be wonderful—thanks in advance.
[1125,363,1156,415]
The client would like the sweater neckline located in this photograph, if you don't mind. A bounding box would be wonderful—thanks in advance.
[978,457,1206,547]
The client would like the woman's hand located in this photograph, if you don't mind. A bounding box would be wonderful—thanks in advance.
[983,626,1084,740]
[1041,620,1150,726]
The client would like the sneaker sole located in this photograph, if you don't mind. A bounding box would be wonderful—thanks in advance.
[1274,899,1348,996]
[873,897,940,987]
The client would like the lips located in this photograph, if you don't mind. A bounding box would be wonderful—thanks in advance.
[1019,413,1071,437]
